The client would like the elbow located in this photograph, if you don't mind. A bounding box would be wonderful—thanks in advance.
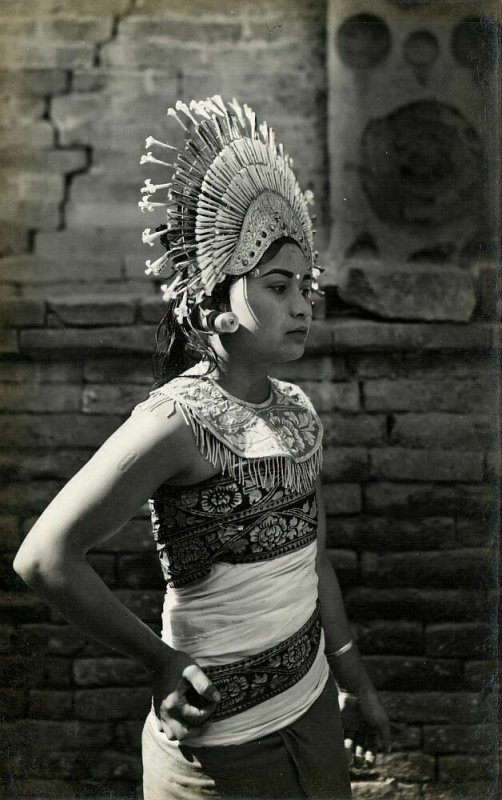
[13,547,44,587]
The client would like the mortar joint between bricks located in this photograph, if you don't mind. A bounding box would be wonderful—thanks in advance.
[93,1,137,69]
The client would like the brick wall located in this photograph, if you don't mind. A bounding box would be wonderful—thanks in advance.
[1,2,499,799]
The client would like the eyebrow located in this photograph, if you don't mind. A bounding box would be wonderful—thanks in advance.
[260,269,311,280]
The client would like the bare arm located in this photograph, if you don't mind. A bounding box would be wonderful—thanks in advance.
[315,478,390,755]
[13,404,219,738]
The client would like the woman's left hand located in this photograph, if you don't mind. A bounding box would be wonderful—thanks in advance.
[339,686,391,769]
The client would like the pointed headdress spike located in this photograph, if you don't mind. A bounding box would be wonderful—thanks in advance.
[175,100,198,126]
[145,136,177,151]
[167,106,188,131]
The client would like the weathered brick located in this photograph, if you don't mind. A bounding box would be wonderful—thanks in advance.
[381,692,485,724]
[120,16,242,43]
[326,516,455,551]
[338,263,476,322]
[35,227,138,261]
[0,449,92,480]
[0,623,14,652]
[1,254,122,284]
[114,718,145,750]
[87,749,143,781]
[390,413,494,450]
[0,653,71,688]
[0,591,50,623]
[28,719,114,750]
[1,172,64,229]
[20,325,156,353]
[87,553,117,586]
[73,657,149,687]
[118,553,164,590]
[0,689,27,717]
[349,352,499,380]
[19,623,87,657]
[365,483,496,516]
[5,779,82,798]
[82,383,147,414]
[456,515,498,547]
[464,660,499,691]
[485,448,501,481]
[322,483,362,515]
[361,550,495,589]
[0,359,82,383]
[40,16,112,42]
[363,377,495,413]
[0,515,22,551]
[0,300,45,328]
[96,518,153,554]
[47,295,137,327]
[29,689,73,719]
[377,752,435,782]
[272,355,346,382]
[422,782,497,800]
[0,38,95,69]
[0,413,122,448]
[0,480,63,512]
[369,449,484,483]
[356,622,423,656]
[0,384,81,413]
[0,328,19,353]
[296,380,359,411]
[425,623,496,658]
[322,413,387,446]
[74,686,151,719]
[437,754,494,783]
[322,448,369,482]
[326,549,357,585]
[345,588,494,622]
[83,355,152,384]
[364,655,462,691]
[114,589,164,621]
[1,120,54,149]
[330,321,495,352]
[424,724,495,754]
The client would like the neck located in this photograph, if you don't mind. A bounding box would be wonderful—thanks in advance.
[210,344,272,404]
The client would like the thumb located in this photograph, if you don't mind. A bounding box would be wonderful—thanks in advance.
[182,664,220,703]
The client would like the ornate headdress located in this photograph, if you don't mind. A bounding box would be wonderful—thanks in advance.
[139,96,320,320]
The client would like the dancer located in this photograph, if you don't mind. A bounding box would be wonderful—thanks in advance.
[14,97,390,799]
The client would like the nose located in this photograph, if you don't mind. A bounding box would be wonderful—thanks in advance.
[290,285,311,318]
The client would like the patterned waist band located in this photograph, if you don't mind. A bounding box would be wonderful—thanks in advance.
[204,604,322,722]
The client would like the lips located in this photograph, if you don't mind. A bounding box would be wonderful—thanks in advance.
[287,327,308,334]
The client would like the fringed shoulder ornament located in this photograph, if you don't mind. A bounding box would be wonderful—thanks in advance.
[135,369,323,494]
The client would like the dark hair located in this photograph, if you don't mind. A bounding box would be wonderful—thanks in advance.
[151,237,300,386]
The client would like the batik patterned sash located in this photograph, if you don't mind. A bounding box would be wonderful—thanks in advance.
[204,604,322,721]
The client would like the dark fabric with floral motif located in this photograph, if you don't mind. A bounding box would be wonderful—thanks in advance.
[203,604,321,721]
[149,462,318,588]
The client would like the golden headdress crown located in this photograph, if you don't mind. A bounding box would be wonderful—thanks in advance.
[139,96,319,319]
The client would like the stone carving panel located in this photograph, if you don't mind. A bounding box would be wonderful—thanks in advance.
[360,100,483,228]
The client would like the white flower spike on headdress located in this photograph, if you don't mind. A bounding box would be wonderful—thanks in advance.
[139,96,320,317]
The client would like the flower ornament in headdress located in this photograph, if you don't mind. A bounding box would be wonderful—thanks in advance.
[139,96,321,319]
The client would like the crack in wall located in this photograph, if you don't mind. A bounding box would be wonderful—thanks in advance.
[35,2,139,244]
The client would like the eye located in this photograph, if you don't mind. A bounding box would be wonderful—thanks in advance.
[269,283,288,294]
[301,285,313,300]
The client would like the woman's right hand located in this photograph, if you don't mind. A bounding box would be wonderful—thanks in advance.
[151,648,220,740]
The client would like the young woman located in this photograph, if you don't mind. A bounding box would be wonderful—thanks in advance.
[14,97,390,800]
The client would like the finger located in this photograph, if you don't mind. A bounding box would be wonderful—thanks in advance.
[363,750,376,768]
[183,664,220,703]
[177,700,216,727]
[353,744,365,768]
[343,737,353,765]
[159,715,189,741]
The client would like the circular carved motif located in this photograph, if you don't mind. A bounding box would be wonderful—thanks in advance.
[360,100,483,227]
[336,14,391,69]
[452,16,499,76]
[404,30,439,66]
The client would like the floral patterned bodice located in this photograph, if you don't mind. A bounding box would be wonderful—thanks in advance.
[134,368,324,588]
[150,465,318,587]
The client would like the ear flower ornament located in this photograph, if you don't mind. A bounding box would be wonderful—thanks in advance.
[139,96,321,318]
